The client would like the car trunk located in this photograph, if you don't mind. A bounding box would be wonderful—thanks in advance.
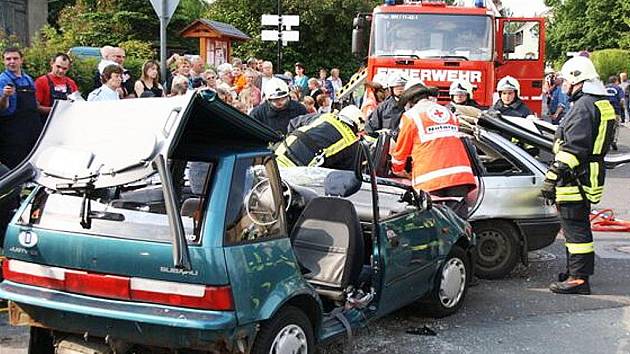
[2,91,282,298]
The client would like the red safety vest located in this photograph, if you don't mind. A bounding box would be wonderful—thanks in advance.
[391,100,476,193]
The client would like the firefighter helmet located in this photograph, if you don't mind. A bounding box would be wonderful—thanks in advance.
[264,78,290,100]
[338,104,364,130]
[387,72,408,88]
[372,72,389,89]
[496,76,520,93]
[449,80,474,96]
[561,56,599,86]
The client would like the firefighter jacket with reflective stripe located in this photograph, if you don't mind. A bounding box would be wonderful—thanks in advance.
[365,96,405,137]
[551,92,615,204]
[275,113,359,171]
[390,100,476,193]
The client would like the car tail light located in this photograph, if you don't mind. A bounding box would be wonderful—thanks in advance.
[2,259,233,311]
[130,278,233,311]
[65,272,131,300]
[3,258,65,289]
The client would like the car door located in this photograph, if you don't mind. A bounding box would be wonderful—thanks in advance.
[376,200,440,314]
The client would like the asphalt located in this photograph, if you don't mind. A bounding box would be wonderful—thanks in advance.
[3,126,630,354]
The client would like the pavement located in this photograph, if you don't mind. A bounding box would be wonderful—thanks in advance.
[3,126,630,354]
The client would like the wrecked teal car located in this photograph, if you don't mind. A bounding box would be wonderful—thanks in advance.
[0,91,474,353]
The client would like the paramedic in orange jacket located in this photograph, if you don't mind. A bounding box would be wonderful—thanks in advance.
[390,80,476,211]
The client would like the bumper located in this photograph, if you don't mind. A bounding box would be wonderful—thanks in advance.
[0,281,250,350]
[515,216,561,251]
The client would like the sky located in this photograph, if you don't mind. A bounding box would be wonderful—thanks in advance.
[501,0,550,16]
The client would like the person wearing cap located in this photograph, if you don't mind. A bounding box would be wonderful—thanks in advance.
[446,79,479,113]
[390,79,476,218]
[541,56,616,295]
[492,76,533,117]
[250,77,307,135]
[364,72,408,138]
[274,105,363,171]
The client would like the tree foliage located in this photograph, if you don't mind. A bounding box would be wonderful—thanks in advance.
[206,0,382,79]
[545,0,630,62]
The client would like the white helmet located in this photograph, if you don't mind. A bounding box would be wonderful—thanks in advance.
[264,78,290,100]
[387,72,408,88]
[338,105,364,130]
[404,78,426,91]
[449,80,474,96]
[371,73,389,88]
[496,76,520,93]
[561,56,599,85]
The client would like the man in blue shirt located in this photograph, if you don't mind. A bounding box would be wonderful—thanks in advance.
[548,76,569,125]
[606,75,625,150]
[0,47,43,168]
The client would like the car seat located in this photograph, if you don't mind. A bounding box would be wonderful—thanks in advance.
[290,197,364,301]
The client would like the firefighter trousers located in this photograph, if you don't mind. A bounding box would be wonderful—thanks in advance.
[558,201,594,278]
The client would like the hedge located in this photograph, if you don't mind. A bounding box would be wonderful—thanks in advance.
[590,49,630,82]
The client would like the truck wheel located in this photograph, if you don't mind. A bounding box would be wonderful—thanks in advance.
[251,305,314,354]
[424,245,469,318]
[473,220,520,279]
[28,327,54,354]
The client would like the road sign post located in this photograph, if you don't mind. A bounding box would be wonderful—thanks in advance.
[261,9,299,74]
[150,0,180,81]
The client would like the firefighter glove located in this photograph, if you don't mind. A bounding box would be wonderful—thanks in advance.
[541,178,556,202]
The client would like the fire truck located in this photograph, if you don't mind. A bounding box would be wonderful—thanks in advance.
[351,0,546,114]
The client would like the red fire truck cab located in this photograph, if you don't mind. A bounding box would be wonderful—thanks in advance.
[352,0,545,114]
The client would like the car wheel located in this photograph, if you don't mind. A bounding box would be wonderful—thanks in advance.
[28,327,54,354]
[473,220,520,279]
[425,245,469,318]
[251,305,314,354]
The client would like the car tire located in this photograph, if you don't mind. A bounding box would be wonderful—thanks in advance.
[424,245,470,318]
[28,327,54,354]
[251,305,314,354]
[473,220,520,279]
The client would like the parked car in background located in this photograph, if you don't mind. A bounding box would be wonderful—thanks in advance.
[68,46,101,60]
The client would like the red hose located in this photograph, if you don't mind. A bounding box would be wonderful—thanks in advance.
[590,209,630,232]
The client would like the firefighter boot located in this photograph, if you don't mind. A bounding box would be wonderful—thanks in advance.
[549,277,591,295]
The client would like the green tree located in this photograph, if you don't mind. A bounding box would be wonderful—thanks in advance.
[545,0,630,62]
[206,0,381,80]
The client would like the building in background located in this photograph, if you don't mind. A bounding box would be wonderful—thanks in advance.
[0,0,48,44]
[180,19,250,68]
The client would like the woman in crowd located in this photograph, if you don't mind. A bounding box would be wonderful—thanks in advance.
[134,60,164,98]
[238,69,261,112]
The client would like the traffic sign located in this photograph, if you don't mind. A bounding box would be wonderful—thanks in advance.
[261,30,280,41]
[149,0,180,24]
[262,14,280,26]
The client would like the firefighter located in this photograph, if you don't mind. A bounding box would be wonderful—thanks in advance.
[274,105,363,171]
[492,76,533,117]
[390,79,476,217]
[446,79,479,112]
[364,72,407,137]
[541,56,615,295]
[250,77,307,135]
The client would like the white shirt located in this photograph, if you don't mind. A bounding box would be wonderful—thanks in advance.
[88,85,120,102]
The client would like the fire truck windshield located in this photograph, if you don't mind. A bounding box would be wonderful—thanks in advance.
[371,13,493,61]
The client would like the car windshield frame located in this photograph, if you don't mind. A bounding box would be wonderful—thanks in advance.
[370,13,494,61]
